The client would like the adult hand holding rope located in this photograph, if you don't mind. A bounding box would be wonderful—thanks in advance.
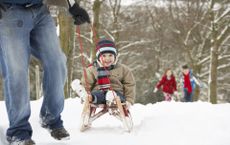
[67,0,90,25]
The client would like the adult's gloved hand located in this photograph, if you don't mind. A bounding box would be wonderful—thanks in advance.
[0,3,6,19]
[69,3,90,25]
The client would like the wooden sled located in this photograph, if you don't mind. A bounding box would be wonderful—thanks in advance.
[79,95,133,132]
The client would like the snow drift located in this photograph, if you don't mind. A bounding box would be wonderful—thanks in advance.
[0,98,230,145]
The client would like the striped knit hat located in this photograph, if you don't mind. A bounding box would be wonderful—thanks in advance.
[96,39,117,59]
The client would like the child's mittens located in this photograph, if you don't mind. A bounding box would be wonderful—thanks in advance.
[153,88,158,93]
[105,90,117,106]
[71,79,80,91]
[71,79,88,101]
[106,90,116,102]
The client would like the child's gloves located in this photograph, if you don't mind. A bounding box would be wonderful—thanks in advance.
[69,2,90,25]
[71,79,88,101]
[153,88,158,93]
[106,90,116,102]
[71,79,81,91]
[105,90,117,106]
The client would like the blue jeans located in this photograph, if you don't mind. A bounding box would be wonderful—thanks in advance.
[91,90,126,104]
[0,4,67,140]
[183,88,194,102]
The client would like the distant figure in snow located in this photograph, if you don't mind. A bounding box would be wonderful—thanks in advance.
[153,68,178,101]
[180,65,202,102]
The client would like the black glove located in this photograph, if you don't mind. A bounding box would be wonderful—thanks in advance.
[0,3,6,19]
[69,3,90,25]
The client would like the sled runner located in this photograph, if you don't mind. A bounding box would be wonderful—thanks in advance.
[79,94,133,132]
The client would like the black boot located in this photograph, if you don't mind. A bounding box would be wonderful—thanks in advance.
[50,127,70,140]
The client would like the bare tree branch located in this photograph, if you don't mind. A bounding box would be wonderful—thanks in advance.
[214,7,230,23]
[119,40,154,51]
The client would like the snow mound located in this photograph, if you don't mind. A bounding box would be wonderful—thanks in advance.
[0,98,230,145]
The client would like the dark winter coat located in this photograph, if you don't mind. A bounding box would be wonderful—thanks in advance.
[156,75,177,94]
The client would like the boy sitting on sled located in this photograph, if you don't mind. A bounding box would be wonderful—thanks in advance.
[72,38,136,108]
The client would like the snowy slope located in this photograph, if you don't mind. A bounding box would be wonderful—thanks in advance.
[0,98,230,145]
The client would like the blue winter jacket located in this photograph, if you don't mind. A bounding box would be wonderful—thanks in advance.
[2,0,43,5]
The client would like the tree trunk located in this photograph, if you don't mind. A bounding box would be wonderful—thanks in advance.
[110,0,121,43]
[208,0,218,104]
[58,10,74,98]
[208,45,218,104]
[91,0,103,62]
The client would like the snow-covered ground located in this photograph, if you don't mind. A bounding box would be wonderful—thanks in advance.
[0,98,230,145]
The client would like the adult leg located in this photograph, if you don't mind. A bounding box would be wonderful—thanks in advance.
[0,6,33,140]
[30,4,67,129]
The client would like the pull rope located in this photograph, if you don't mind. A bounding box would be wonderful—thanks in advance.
[90,24,99,46]
[76,25,91,97]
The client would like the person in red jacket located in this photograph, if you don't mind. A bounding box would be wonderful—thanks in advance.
[153,68,178,101]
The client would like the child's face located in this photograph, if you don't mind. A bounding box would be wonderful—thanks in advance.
[182,69,189,75]
[99,53,115,67]
[166,70,172,77]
